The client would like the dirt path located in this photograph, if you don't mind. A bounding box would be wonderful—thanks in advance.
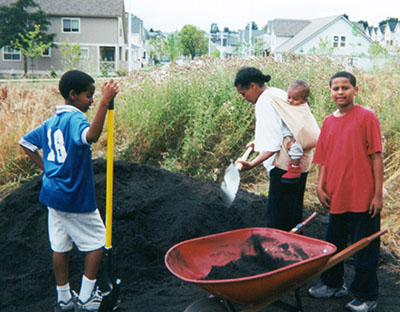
[0,159,399,311]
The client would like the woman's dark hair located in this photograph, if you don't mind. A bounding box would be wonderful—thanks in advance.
[59,70,95,99]
[329,71,356,87]
[234,67,271,89]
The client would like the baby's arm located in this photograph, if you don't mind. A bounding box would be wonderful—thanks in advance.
[286,137,296,150]
[86,79,119,143]
[19,145,44,170]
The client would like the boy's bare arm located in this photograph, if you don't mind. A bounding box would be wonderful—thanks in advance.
[369,152,383,218]
[86,79,119,143]
[317,165,330,208]
[19,145,44,170]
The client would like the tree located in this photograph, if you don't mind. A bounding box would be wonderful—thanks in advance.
[59,38,82,70]
[246,21,259,30]
[148,36,165,64]
[0,0,54,74]
[179,25,208,59]
[210,23,219,34]
[309,36,334,55]
[11,24,52,76]
[164,33,180,62]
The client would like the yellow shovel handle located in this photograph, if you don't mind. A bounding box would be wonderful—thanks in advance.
[105,103,114,249]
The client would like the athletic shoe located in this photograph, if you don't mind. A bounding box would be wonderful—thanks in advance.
[54,290,77,311]
[77,286,102,311]
[345,298,377,312]
[281,164,301,183]
[308,282,348,298]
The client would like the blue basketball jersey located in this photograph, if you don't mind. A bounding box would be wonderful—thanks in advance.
[19,105,97,213]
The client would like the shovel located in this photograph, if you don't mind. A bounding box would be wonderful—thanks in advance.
[220,146,253,207]
[98,100,121,312]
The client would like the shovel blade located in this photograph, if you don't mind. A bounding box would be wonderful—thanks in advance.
[98,278,121,312]
[220,163,240,207]
[98,248,121,312]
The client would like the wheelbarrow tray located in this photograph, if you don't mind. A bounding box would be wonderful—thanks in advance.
[165,227,336,305]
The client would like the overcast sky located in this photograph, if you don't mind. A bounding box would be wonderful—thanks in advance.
[124,0,399,32]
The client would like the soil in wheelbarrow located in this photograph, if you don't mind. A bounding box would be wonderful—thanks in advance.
[203,235,309,280]
[0,159,399,312]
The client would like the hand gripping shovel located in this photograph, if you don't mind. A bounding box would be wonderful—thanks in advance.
[220,146,253,207]
[99,100,121,312]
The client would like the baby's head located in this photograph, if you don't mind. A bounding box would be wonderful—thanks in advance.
[287,80,310,106]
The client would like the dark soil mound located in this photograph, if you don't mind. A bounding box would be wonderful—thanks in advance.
[0,159,399,311]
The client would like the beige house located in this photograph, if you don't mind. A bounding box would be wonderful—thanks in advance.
[0,0,127,76]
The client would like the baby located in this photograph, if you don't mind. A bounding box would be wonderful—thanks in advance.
[280,80,310,183]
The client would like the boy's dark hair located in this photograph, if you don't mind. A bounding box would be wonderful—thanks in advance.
[290,80,310,98]
[329,71,356,87]
[234,67,271,89]
[59,70,95,99]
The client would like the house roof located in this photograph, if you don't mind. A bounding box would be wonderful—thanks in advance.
[0,0,124,18]
[269,19,311,36]
[275,15,372,53]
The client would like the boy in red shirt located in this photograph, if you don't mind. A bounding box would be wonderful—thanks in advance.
[308,72,383,312]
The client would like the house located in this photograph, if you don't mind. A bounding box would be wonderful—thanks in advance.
[0,0,127,76]
[126,13,148,70]
[208,31,239,58]
[381,20,400,52]
[260,15,374,68]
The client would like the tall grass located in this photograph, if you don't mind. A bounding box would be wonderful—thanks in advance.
[1,56,399,256]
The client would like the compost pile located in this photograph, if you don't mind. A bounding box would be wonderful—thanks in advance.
[204,235,308,280]
[1,159,399,312]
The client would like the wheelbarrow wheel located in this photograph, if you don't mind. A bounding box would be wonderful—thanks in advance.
[184,297,229,312]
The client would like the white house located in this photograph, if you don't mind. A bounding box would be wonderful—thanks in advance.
[260,15,375,69]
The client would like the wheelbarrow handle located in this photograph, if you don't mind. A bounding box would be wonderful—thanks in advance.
[325,229,388,270]
[235,146,254,171]
[290,212,318,233]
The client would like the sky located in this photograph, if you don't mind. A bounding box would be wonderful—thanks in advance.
[124,0,399,32]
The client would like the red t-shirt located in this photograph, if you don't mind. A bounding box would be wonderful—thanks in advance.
[313,105,382,214]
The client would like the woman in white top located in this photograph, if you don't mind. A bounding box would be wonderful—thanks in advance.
[234,67,310,231]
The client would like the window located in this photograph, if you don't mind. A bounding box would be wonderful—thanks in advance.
[3,46,21,61]
[42,47,51,57]
[80,47,89,59]
[333,35,346,47]
[62,18,80,33]
[340,36,346,47]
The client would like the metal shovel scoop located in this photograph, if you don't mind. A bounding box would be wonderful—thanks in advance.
[220,146,253,207]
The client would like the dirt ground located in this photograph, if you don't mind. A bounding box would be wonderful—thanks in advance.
[0,159,399,312]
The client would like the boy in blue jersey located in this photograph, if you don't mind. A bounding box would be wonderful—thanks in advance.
[19,70,118,311]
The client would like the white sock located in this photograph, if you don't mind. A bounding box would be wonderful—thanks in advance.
[79,275,96,303]
[57,283,71,303]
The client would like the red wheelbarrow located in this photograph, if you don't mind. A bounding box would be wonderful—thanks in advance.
[165,215,387,312]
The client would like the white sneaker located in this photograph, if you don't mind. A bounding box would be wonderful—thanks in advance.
[77,286,102,311]
[54,290,77,311]
[345,298,377,312]
[308,282,348,298]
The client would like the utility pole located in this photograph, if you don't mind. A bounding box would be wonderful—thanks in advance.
[220,30,224,58]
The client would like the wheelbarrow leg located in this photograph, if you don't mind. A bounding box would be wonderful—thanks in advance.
[294,288,303,312]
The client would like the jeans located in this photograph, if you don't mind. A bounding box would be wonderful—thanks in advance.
[320,212,380,300]
[266,167,308,231]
